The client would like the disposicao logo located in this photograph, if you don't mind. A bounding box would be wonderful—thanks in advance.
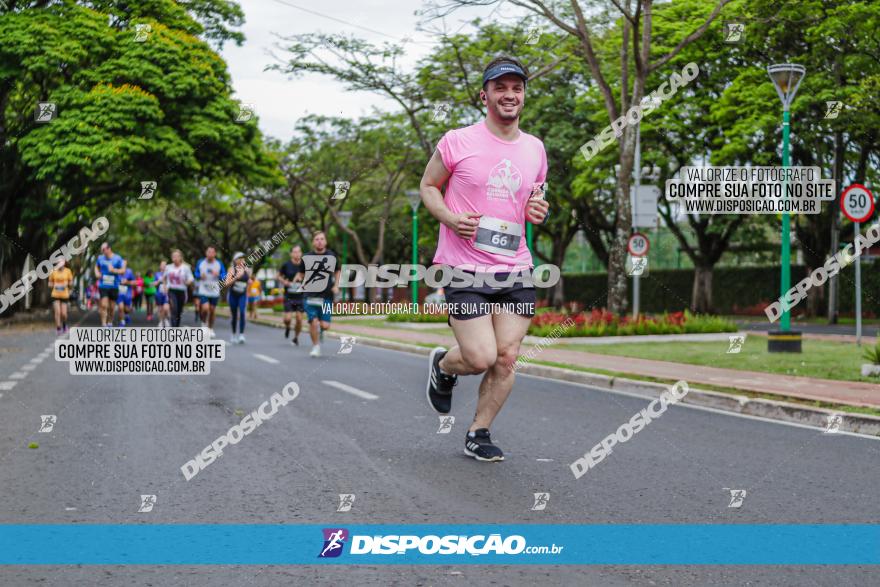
[318,528,349,558]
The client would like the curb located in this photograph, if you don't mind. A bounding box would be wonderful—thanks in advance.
[241,313,880,438]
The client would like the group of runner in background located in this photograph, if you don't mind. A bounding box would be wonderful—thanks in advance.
[57,234,339,356]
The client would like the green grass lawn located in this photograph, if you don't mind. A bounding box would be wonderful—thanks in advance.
[559,338,878,383]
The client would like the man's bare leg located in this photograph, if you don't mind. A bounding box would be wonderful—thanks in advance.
[440,315,497,375]
[309,318,320,345]
[470,312,531,431]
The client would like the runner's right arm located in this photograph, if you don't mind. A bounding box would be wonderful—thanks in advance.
[419,149,480,239]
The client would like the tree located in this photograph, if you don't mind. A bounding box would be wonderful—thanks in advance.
[249,116,420,301]
[712,0,880,318]
[0,0,278,314]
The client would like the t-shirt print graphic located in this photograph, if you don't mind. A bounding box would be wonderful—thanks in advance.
[486,158,522,202]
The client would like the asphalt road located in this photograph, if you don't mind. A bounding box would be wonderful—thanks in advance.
[1,309,878,586]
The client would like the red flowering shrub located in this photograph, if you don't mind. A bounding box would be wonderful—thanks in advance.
[527,308,736,337]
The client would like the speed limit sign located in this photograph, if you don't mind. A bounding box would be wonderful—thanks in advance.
[840,184,875,223]
[627,232,650,257]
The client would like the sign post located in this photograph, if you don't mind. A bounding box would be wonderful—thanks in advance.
[627,233,650,317]
[840,184,875,346]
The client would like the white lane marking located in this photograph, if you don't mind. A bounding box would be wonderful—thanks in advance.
[536,458,554,462]
[30,357,44,364]
[0,382,15,391]
[9,372,27,380]
[22,364,36,371]
[253,353,280,364]
[322,380,379,400]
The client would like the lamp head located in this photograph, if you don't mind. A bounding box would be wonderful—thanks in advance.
[767,64,806,111]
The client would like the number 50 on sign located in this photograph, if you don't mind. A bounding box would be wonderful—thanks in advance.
[627,233,650,257]
[840,184,874,223]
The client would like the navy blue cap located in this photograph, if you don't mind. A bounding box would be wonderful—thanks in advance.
[482,62,528,86]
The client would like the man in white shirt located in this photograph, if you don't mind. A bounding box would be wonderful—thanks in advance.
[194,246,226,337]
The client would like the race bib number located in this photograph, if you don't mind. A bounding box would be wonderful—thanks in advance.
[232,281,247,294]
[101,274,115,287]
[202,282,220,295]
[287,283,302,294]
[473,216,522,257]
[118,285,129,295]
[54,285,66,291]
[306,297,324,306]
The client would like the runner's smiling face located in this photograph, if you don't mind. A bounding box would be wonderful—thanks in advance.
[482,74,525,122]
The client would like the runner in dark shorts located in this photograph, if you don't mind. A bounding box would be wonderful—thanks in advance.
[278,245,306,345]
[417,56,550,462]
[95,242,126,326]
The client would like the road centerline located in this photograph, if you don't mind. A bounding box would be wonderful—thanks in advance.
[321,380,379,400]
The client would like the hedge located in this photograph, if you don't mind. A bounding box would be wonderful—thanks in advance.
[551,262,879,316]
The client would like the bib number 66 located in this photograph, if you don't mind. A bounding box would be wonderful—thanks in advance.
[491,234,510,246]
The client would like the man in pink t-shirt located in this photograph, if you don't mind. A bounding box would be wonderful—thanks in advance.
[418,55,550,462]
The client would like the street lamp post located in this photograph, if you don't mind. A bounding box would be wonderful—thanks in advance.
[405,190,421,307]
[767,63,806,353]
[337,211,353,302]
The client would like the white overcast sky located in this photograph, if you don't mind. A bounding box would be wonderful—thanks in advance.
[221,0,525,141]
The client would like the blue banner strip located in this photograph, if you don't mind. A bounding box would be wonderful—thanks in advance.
[0,524,878,565]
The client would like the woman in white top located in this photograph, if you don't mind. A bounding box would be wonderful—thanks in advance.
[163,250,194,327]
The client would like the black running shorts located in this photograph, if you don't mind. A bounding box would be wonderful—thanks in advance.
[283,296,304,313]
[444,272,536,321]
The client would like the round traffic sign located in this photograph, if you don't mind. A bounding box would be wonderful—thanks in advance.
[840,184,875,223]
[627,232,650,257]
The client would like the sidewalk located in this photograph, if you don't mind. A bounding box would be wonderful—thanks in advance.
[233,310,880,410]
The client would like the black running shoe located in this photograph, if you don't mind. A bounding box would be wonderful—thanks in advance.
[464,429,504,462]
[284,324,290,338]
[292,334,299,346]
[426,347,457,414]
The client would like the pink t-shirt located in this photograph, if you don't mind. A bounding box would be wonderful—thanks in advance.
[433,120,547,271]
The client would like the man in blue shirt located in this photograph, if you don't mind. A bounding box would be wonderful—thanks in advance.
[117,266,135,326]
[94,242,126,327]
